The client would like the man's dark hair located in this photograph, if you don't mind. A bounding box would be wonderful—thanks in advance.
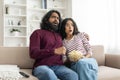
[40,10,62,32]
[59,18,79,39]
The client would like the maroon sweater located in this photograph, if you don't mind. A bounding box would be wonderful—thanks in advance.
[29,29,63,68]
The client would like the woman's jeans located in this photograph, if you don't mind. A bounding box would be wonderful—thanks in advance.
[71,58,98,80]
[33,65,78,80]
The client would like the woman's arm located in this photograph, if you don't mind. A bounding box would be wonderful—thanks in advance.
[81,32,92,58]
[82,32,90,41]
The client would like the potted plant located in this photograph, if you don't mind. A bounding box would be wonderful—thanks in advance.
[10,28,21,36]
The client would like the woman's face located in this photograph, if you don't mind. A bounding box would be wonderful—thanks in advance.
[65,20,74,36]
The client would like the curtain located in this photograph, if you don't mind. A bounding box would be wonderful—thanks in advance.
[72,0,120,53]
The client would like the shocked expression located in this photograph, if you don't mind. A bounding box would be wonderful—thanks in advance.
[65,20,74,36]
[49,12,59,27]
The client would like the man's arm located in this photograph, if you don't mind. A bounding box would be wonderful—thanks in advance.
[29,30,55,59]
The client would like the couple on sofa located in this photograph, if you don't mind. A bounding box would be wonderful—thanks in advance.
[29,10,98,80]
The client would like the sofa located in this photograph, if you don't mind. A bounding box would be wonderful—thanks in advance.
[0,45,120,80]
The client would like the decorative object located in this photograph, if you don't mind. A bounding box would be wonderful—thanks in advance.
[18,21,21,26]
[41,0,47,9]
[5,7,9,14]
[10,28,21,36]
[8,20,13,25]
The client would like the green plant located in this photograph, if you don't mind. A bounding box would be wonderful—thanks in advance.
[10,28,21,33]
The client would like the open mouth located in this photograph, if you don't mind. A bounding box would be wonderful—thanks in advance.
[54,23,58,25]
[53,22,58,26]
[69,30,72,32]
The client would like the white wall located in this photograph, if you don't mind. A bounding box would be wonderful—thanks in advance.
[72,0,120,53]
[72,0,109,45]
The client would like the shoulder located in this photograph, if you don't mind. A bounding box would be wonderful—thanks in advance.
[32,29,49,35]
[33,29,45,33]
[78,32,85,36]
[30,29,47,38]
[75,32,83,37]
[77,32,87,37]
[74,32,87,40]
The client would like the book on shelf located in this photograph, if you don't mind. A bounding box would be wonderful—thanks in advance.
[41,0,47,9]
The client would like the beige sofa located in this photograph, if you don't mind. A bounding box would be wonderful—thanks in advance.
[0,45,120,80]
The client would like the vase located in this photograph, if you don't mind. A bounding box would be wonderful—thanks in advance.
[12,32,20,36]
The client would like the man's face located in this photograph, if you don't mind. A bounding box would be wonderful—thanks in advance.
[48,12,60,31]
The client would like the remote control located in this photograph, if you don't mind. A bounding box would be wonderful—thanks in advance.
[19,72,29,78]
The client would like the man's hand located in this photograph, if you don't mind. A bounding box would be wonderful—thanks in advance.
[54,46,66,55]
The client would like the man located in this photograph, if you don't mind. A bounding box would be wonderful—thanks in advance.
[29,10,78,80]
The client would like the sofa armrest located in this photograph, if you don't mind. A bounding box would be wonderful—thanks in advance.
[105,54,120,69]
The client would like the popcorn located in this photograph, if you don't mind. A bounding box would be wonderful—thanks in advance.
[68,50,84,62]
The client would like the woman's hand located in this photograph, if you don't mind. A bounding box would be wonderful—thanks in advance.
[84,53,91,58]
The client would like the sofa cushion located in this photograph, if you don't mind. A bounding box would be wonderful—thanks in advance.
[0,47,34,69]
[98,66,120,80]
[0,45,105,68]
[92,45,105,66]
[105,54,120,69]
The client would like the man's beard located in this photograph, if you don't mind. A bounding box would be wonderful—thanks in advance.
[47,22,59,32]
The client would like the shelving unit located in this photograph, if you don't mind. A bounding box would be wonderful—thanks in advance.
[3,0,27,47]
[0,0,72,47]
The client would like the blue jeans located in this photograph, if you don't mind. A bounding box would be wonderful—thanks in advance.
[71,58,98,80]
[33,65,78,80]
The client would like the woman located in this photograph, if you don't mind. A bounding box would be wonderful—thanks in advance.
[59,18,98,80]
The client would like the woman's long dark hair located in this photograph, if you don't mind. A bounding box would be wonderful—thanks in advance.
[59,18,79,39]
[40,10,62,32]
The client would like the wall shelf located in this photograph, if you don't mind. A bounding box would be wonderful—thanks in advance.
[0,0,72,47]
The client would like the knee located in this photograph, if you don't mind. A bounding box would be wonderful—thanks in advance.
[35,70,57,80]
[67,71,78,80]
[75,58,98,70]
[33,66,58,80]
[43,70,54,76]
[77,58,98,66]
[75,59,87,67]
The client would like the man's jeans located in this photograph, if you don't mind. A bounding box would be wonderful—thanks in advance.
[33,65,78,80]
